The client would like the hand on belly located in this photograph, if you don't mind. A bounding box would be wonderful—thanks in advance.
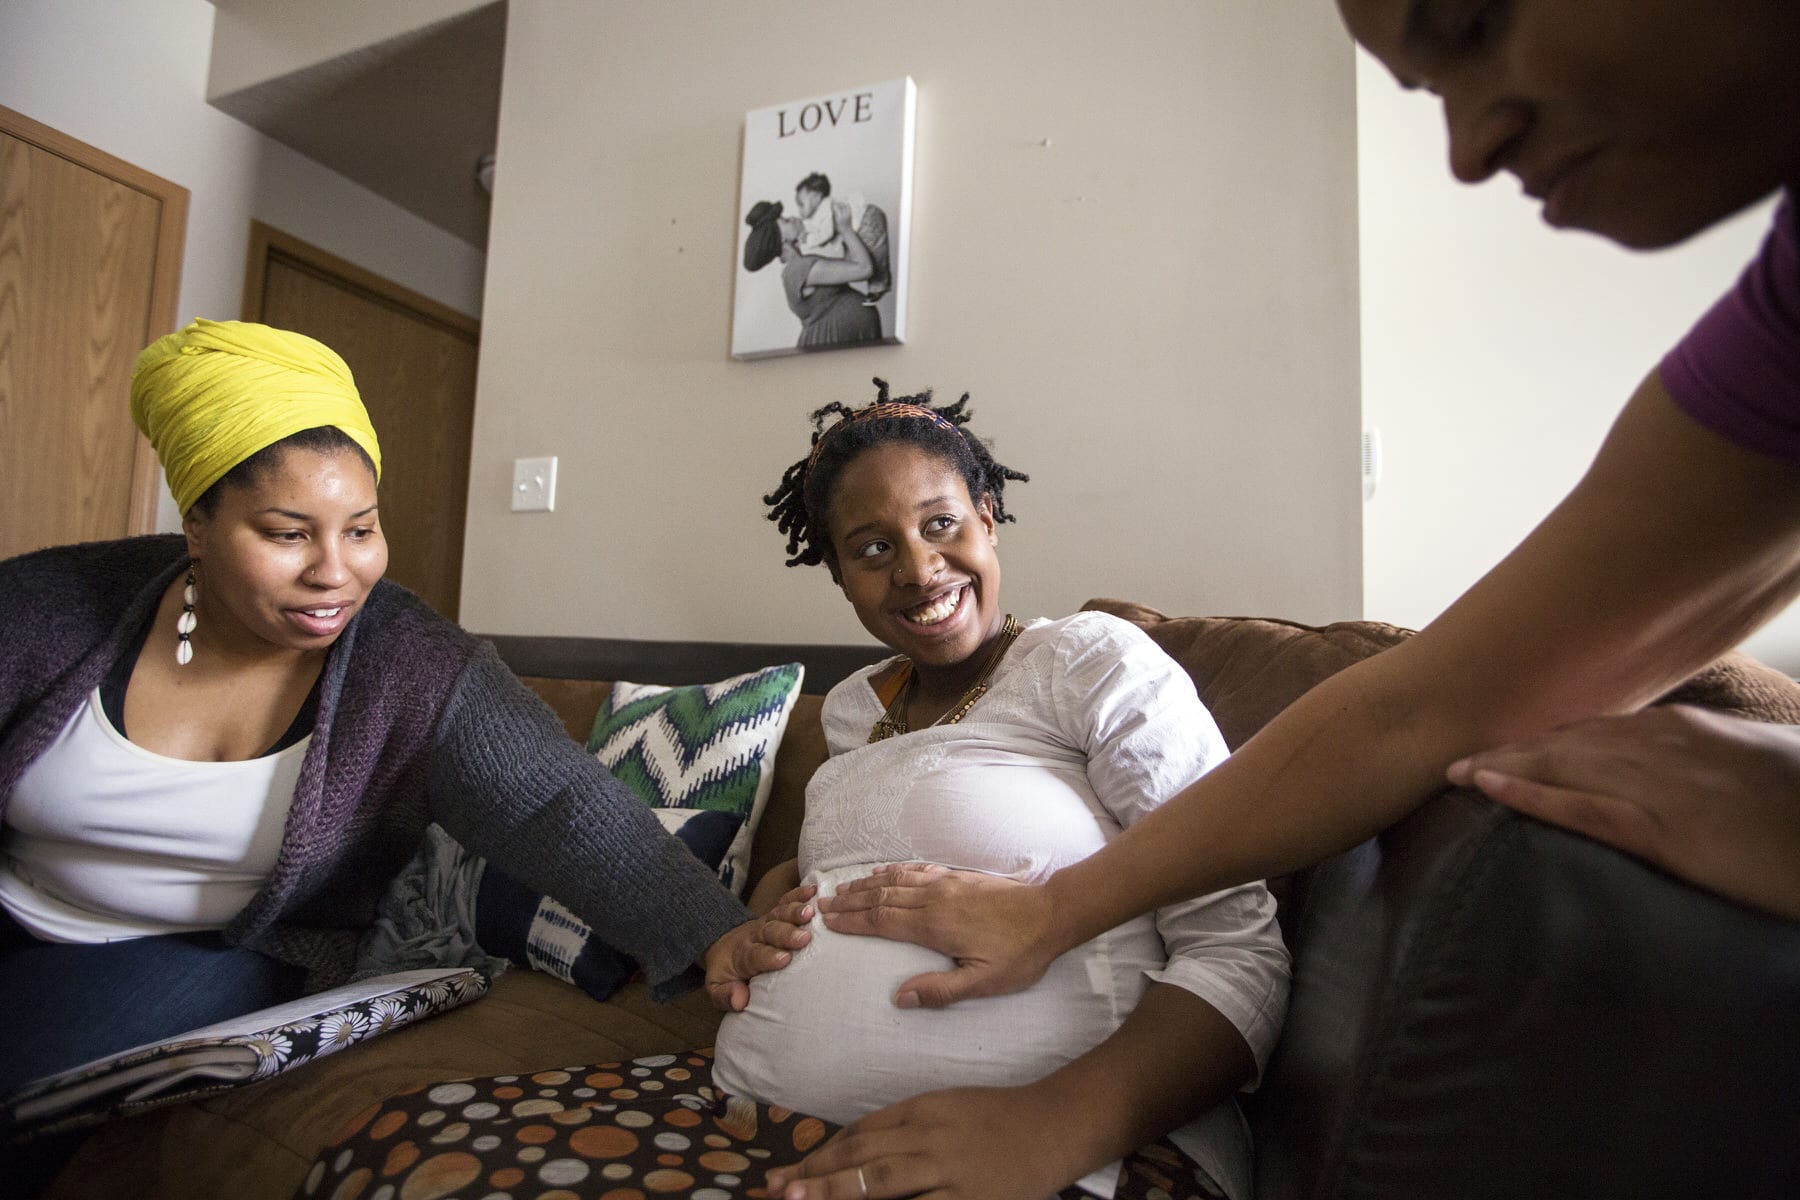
[712,866,1138,1125]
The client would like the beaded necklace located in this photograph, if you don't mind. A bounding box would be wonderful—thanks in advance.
[867,615,1023,743]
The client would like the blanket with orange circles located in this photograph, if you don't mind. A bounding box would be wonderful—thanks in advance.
[297,1049,1222,1200]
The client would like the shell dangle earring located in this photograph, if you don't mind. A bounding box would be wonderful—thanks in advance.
[177,568,198,665]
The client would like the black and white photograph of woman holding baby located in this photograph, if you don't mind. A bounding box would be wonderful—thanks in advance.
[733,77,915,359]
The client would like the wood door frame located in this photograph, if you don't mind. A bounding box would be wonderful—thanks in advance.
[242,222,481,619]
[241,221,479,340]
[1,103,187,534]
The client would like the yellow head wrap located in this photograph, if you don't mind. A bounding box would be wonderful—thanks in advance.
[130,319,383,514]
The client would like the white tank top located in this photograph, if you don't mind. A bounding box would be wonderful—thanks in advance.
[0,689,306,942]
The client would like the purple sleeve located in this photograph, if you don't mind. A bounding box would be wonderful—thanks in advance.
[1660,193,1800,460]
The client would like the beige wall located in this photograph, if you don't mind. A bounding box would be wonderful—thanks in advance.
[463,0,1362,645]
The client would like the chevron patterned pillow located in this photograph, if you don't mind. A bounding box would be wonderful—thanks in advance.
[585,661,804,896]
[468,662,805,1003]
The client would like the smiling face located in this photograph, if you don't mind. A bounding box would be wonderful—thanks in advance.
[1338,0,1800,248]
[181,445,387,657]
[795,187,825,220]
[825,443,1005,684]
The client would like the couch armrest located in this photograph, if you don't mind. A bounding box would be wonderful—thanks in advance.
[1252,788,1800,1200]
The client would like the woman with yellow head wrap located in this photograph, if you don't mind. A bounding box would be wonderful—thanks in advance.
[130,318,382,516]
[0,322,790,1185]
[123,319,388,667]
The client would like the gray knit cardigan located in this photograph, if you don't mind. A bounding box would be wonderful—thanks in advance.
[0,536,750,991]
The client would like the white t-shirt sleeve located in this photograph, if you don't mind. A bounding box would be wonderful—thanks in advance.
[820,658,898,757]
[1048,613,1292,1081]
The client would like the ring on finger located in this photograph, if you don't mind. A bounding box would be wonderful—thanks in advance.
[857,1166,869,1199]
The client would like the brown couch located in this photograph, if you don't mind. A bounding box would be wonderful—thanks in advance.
[47,603,1800,1199]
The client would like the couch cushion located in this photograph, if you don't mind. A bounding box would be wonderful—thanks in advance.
[748,693,827,890]
[50,971,726,1200]
[1656,649,1800,722]
[1081,599,1412,750]
[1082,598,1800,750]
[519,675,613,743]
[1251,783,1800,1200]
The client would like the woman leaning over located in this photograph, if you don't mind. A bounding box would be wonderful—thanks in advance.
[0,322,795,1140]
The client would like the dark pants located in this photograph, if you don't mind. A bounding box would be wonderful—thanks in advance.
[1,908,307,1195]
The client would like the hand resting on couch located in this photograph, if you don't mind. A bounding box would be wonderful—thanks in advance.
[1449,705,1800,921]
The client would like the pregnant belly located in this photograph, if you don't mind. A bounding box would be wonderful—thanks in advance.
[711,865,1159,1125]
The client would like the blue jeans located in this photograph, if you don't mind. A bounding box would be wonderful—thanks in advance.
[0,907,308,1095]
[1,910,315,1200]
[1,908,308,1195]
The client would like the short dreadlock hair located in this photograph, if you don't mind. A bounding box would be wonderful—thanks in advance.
[764,379,1029,569]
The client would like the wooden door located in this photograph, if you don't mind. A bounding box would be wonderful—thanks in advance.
[243,223,479,621]
[0,105,186,559]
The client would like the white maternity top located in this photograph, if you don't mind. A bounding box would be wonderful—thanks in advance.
[0,688,303,942]
[712,613,1290,1199]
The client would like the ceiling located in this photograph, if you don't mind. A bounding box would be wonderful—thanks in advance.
[210,2,505,249]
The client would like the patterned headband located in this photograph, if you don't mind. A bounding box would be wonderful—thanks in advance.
[805,402,962,470]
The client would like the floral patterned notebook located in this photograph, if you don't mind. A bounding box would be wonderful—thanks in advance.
[1,966,487,1140]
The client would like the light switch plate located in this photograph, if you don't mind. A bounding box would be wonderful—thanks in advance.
[511,456,557,512]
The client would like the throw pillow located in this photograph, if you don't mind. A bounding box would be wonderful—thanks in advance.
[588,662,804,896]
[474,662,804,1001]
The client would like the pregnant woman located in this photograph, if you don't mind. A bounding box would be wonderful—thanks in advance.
[714,384,1291,1200]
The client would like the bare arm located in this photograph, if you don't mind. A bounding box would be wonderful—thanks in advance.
[801,202,874,286]
[1057,374,1800,925]
[1449,706,1800,919]
[766,983,1253,1200]
[823,373,1800,1000]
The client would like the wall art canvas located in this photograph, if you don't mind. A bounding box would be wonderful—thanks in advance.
[732,77,915,360]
